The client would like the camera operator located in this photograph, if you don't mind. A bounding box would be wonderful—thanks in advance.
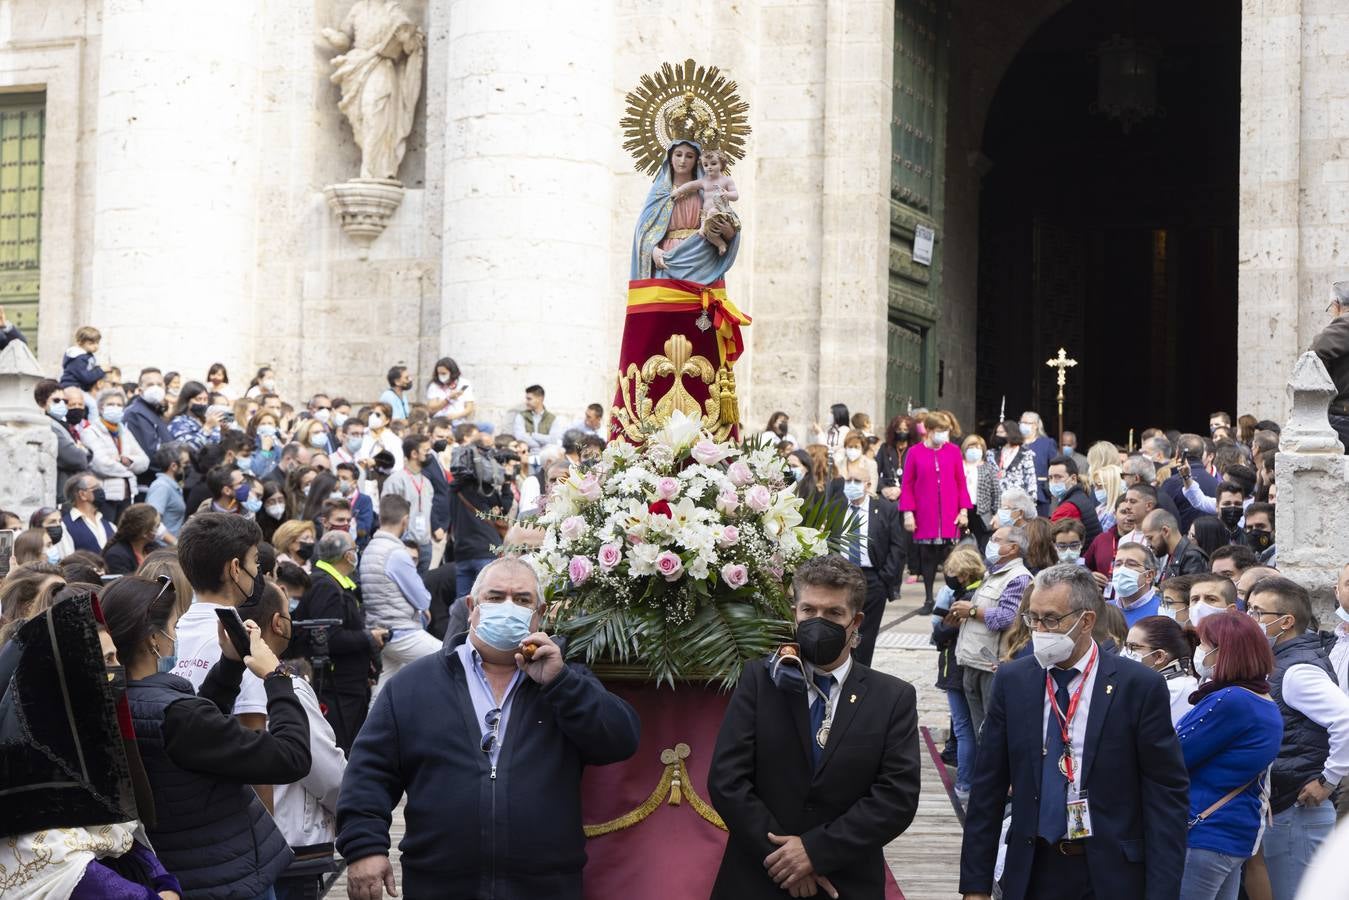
[293,530,387,755]
[448,440,510,598]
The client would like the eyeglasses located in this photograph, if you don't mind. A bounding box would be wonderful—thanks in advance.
[1246,606,1281,621]
[1123,642,1154,655]
[1055,541,1083,552]
[1111,559,1148,572]
[480,707,502,755]
[1020,610,1083,631]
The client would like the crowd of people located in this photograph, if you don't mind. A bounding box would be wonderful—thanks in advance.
[3,314,1349,900]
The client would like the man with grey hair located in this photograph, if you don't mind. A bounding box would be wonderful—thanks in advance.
[1313,279,1349,452]
[948,524,1032,739]
[960,562,1188,900]
[295,528,388,753]
[996,487,1037,528]
[338,556,639,900]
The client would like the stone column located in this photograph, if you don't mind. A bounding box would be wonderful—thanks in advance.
[0,341,56,519]
[1237,0,1302,420]
[1275,351,1346,620]
[440,0,614,425]
[90,0,260,376]
[815,0,893,422]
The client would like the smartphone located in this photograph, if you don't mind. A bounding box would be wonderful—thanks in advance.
[0,529,12,580]
[215,607,252,658]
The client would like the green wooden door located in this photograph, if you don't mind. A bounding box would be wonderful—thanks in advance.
[888,0,948,418]
[0,94,44,352]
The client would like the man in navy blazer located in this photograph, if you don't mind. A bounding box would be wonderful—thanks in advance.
[959,563,1189,900]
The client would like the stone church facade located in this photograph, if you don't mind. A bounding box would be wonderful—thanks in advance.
[4,0,1344,433]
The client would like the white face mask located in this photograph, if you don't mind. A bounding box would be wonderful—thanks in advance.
[932,430,950,446]
[1337,606,1349,625]
[1189,602,1224,626]
[1031,612,1085,668]
[438,373,452,384]
[369,413,385,429]
[265,502,286,519]
[845,447,862,462]
[964,447,982,463]
[142,385,166,406]
[1195,646,1217,681]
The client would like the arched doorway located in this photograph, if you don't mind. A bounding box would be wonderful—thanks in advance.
[973,0,1240,445]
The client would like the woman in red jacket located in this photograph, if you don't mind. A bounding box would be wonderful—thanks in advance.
[899,412,972,612]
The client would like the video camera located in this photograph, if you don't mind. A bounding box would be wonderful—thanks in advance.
[290,617,344,694]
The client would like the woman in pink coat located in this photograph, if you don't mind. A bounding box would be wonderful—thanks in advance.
[899,411,972,612]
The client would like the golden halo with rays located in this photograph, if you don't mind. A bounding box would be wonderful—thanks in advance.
[620,58,751,176]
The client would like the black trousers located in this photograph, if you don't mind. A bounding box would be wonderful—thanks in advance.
[1023,842,1094,900]
[853,571,888,666]
[915,541,954,607]
[321,681,371,756]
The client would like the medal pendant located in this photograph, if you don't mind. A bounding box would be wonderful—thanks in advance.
[695,311,712,332]
[1058,750,1072,779]
[815,723,830,749]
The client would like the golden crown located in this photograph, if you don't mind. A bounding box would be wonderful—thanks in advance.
[621,59,750,176]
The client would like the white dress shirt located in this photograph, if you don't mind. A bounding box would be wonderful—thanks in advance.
[847,500,872,568]
[1282,660,1349,786]
[1330,622,1349,694]
[805,654,854,713]
[1041,640,1101,825]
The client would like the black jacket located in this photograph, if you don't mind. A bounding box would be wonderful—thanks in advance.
[959,649,1189,900]
[1162,537,1209,579]
[1313,314,1349,409]
[293,567,375,690]
[424,454,452,536]
[127,660,310,899]
[335,637,640,899]
[709,658,921,899]
[103,538,166,576]
[448,480,507,561]
[123,397,172,482]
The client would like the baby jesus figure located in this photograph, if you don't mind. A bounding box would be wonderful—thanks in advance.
[672,149,741,256]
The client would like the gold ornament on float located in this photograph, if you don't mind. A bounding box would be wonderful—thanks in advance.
[621,58,751,175]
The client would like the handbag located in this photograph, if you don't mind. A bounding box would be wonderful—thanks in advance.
[459,494,510,539]
[1188,777,1258,829]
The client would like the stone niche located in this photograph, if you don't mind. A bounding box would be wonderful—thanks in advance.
[1274,352,1348,623]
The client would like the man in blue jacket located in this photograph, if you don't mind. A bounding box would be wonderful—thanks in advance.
[336,557,640,900]
[959,563,1189,900]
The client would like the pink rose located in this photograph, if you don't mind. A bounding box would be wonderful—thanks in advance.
[656,550,684,581]
[568,555,594,586]
[720,563,749,589]
[691,439,733,466]
[744,484,772,513]
[727,461,754,486]
[716,490,740,515]
[576,472,602,501]
[655,476,681,501]
[559,515,587,543]
[719,525,740,546]
[598,543,622,571]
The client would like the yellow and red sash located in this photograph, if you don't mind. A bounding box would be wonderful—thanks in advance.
[626,278,752,367]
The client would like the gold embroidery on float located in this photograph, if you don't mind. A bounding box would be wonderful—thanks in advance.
[611,335,737,444]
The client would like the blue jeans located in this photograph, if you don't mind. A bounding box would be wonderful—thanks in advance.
[1263,799,1336,900]
[456,556,493,599]
[1179,847,1243,900]
[946,689,976,792]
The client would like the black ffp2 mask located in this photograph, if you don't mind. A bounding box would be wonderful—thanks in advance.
[796,617,848,666]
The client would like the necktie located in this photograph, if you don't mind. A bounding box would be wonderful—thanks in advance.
[809,672,835,771]
[848,508,863,565]
[1037,667,1078,841]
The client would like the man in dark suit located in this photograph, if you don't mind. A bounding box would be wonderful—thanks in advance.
[424,421,453,551]
[834,472,905,666]
[959,563,1189,900]
[709,555,921,899]
[1159,434,1218,531]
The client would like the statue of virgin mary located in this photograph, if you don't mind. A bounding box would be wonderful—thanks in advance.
[611,62,752,445]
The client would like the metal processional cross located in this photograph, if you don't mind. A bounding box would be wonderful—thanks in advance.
[1045,347,1078,444]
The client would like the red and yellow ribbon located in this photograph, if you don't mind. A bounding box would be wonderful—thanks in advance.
[626,278,752,367]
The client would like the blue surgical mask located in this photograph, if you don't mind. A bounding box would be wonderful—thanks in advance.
[1112,567,1141,598]
[154,631,178,674]
[45,545,62,564]
[289,597,300,614]
[243,496,263,514]
[102,406,124,425]
[474,601,536,652]
[257,425,278,438]
[997,508,1014,527]
[984,541,1002,565]
[843,480,865,502]
[49,400,68,420]
[237,455,253,472]
[1019,423,1034,437]
[1049,481,1067,499]
[1094,488,1107,504]
[346,436,363,453]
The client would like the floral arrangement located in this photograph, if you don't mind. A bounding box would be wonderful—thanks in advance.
[527,411,848,687]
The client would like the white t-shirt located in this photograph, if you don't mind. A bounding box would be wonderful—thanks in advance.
[427,378,474,420]
[171,599,268,717]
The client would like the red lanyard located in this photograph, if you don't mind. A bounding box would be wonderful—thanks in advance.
[405,468,425,501]
[1045,643,1098,784]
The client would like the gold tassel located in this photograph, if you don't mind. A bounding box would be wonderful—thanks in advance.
[583,743,725,837]
[669,771,683,806]
[718,367,740,426]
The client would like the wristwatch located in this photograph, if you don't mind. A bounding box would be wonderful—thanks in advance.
[263,663,290,681]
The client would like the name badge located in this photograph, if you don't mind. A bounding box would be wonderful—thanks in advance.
[1066,790,1093,840]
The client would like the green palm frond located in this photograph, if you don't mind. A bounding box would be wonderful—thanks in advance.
[799,493,862,555]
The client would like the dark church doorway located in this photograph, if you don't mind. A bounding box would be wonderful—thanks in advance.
[974,0,1239,448]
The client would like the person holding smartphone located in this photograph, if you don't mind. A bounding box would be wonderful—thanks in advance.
[102,573,312,900]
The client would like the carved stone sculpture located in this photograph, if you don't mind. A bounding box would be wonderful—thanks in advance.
[320,0,425,251]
